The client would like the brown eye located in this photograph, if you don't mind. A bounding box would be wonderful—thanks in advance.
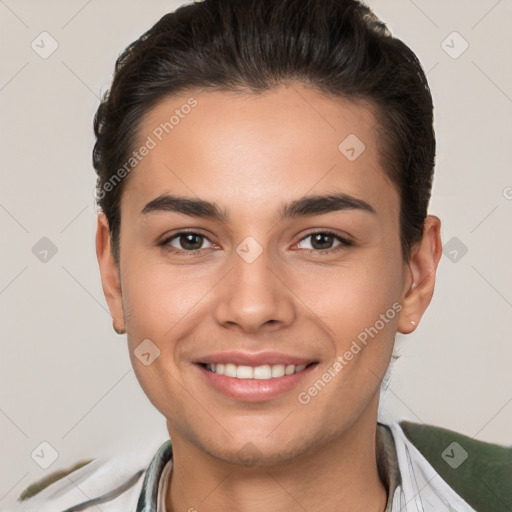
[311,233,335,250]
[296,231,352,252]
[162,232,213,252]
[177,233,204,250]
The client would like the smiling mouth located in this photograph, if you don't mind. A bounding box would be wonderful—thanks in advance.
[198,362,318,380]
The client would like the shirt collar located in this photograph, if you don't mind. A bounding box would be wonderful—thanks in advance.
[136,439,173,512]
[136,423,401,512]
[376,422,402,511]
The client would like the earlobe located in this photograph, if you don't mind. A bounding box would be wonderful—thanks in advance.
[95,213,125,331]
[397,215,442,334]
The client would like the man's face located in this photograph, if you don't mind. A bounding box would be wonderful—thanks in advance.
[116,84,410,465]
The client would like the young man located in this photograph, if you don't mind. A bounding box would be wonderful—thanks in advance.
[7,0,510,511]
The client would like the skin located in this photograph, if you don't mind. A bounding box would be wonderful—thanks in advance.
[96,83,442,512]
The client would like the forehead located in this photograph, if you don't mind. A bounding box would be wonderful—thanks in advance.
[121,84,399,223]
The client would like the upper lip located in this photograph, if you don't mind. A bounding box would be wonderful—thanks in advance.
[195,351,317,367]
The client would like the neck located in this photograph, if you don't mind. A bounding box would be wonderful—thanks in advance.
[165,402,388,512]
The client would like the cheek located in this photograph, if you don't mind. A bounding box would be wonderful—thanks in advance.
[299,250,402,333]
[120,256,217,397]
[120,254,207,337]
[119,258,194,412]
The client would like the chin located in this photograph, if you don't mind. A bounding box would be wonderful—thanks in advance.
[202,434,316,469]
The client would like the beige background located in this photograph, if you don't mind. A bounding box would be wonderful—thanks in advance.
[1,0,511,508]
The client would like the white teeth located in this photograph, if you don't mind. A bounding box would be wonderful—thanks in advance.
[225,363,237,378]
[253,365,271,379]
[205,362,311,379]
[271,364,285,378]
[236,365,254,379]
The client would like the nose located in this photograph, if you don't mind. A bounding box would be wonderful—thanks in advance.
[213,244,296,334]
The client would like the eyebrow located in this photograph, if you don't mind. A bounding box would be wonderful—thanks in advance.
[140,192,377,222]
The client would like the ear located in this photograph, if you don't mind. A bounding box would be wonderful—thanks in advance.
[96,213,125,331]
[397,215,442,334]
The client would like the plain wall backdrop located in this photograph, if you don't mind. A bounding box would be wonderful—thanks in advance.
[1,0,511,509]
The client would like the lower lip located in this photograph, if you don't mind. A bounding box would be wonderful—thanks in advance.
[195,363,318,402]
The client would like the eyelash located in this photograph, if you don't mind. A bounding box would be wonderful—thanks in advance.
[159,230,353,256]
